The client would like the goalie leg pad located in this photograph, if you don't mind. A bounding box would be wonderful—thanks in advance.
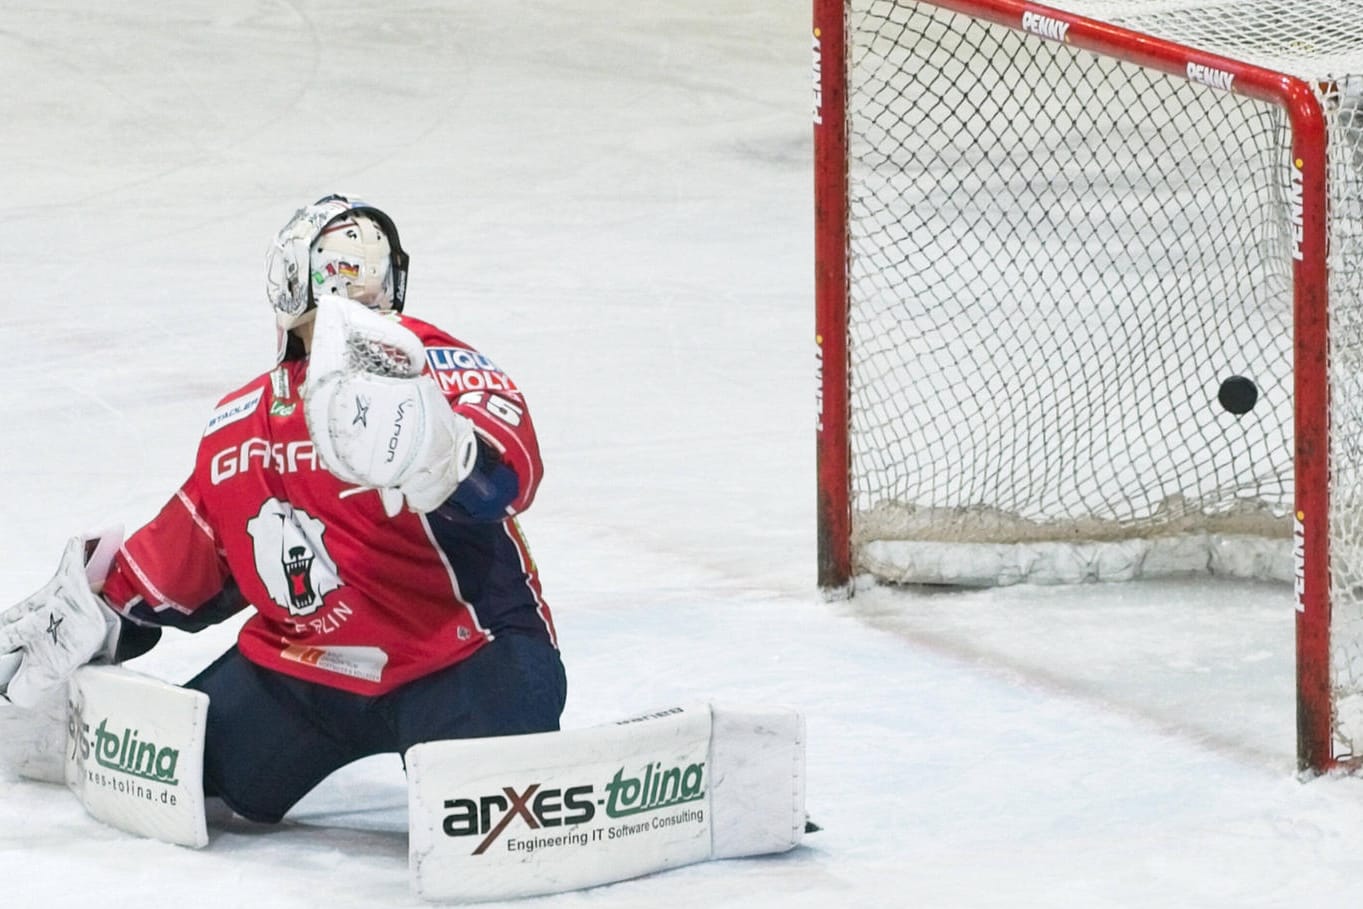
[709,704,808,859]
[406,702,807,903]
[65,665,210,848]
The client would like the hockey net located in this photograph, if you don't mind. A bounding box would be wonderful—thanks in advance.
[813,0,1363,771]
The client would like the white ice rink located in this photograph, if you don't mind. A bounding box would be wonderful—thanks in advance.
[3,2,1363,907]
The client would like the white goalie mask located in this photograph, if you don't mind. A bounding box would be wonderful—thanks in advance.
[313,214,394,308]
[265,194,410,360]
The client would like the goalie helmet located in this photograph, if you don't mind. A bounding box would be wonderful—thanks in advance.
[265,194,410,360]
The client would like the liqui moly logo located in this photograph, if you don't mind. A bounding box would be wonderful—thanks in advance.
[1021,10,1070,42]
[426,346,519,395]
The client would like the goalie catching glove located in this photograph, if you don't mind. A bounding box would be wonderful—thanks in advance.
[0,528,124,709]
[304,297,477,515]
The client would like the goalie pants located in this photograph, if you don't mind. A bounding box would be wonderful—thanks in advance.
[183,632,567,824]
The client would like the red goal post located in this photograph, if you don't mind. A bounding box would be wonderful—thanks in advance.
[813,0,1336,771]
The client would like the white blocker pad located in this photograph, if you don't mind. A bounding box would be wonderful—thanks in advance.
[406,702,806,903]
[64,665,210,848]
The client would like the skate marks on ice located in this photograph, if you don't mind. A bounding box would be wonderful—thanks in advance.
[842,576,1296,771]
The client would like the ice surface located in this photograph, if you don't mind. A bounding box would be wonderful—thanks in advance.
[2,2,1361,907]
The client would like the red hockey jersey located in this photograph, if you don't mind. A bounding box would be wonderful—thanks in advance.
[101,315,555,695]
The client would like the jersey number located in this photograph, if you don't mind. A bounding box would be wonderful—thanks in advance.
[458,392,524,426]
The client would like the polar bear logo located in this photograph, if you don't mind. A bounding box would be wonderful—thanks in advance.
[246,498,342,617]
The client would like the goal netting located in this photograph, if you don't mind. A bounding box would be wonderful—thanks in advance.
[813,0,1363,771]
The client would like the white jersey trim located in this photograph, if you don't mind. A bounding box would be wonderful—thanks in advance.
[118,547,193,615]
[175,489,216,542]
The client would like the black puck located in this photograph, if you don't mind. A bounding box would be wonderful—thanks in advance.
[1218,375,1258,415]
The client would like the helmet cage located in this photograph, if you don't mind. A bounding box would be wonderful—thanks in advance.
[266,194,410,338]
